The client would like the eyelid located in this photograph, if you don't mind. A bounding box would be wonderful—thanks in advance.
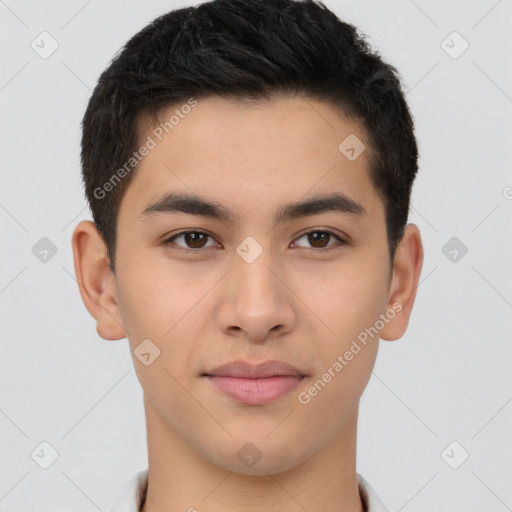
[291,228,346,249]
[163,230,220,251]
[162,227,347,251]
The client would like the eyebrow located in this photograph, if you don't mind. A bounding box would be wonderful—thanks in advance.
[139,191,366,225]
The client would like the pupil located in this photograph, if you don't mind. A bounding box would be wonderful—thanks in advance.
[186,233,206,248]
[309,232,328,248]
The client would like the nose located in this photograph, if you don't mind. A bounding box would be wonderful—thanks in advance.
[216,248,298,343]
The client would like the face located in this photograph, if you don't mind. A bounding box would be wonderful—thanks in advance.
[101,96,401,474]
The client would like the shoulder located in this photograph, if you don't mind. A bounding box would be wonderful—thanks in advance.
[357,473,390,512]
[109,469,148,512]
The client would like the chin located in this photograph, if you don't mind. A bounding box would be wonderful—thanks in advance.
[204,438,309,477]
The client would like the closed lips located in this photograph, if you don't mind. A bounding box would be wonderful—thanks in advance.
[202,360,306,378]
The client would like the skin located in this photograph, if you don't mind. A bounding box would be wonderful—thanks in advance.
[72,96,423,512]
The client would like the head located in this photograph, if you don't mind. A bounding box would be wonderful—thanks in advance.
[80,0,418,270]
[73,0,423,476]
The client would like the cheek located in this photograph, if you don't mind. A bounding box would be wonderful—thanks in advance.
[296,267,385,421]
[115,248,205,338]
[297,344,377,449]
[299,256,389,345]
[115,270,171,341]
[114,251,218,383]
[293,255,387,412]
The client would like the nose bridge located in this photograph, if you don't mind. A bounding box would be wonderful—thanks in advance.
[233,235,282,305]
[218,235,296,340]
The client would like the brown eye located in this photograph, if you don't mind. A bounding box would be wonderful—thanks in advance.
[164,231,218,250]
[184,232,208,248]
[308,232,330,248]
[293,230,345,250]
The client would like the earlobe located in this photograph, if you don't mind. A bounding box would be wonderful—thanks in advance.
[380,223,424,341]
[71,220,127,341]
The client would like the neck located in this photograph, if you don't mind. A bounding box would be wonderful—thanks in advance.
[141,396,364,512]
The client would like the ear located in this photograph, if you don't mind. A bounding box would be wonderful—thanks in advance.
[380,223,424,341]
[71,220,127,341]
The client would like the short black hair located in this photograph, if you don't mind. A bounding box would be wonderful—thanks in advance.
[81,0,419,271]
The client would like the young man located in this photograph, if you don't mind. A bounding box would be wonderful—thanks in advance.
[72,0,423,510]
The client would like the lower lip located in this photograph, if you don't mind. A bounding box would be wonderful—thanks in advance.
[206,375,303,406]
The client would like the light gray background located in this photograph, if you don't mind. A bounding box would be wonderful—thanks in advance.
[1,0,511,510]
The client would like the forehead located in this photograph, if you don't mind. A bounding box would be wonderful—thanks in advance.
[120,95,383,224]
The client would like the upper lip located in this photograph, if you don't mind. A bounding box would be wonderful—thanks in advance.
[203,360,305,378]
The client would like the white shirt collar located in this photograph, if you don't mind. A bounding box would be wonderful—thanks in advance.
[109,469,389,512]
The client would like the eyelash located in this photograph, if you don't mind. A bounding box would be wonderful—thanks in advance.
[162,229,347,252]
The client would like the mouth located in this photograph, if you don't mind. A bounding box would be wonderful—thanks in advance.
[202,360,306,406]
